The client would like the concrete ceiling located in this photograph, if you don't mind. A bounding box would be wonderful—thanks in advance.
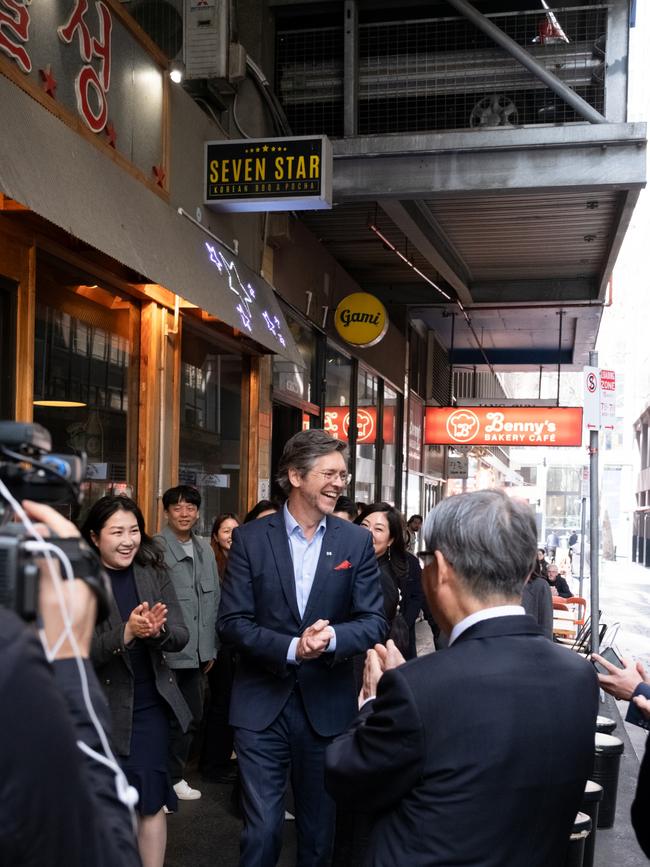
[299,123,645,369]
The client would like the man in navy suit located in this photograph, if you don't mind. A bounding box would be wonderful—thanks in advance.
[218,429,387,867]
[325,489,599,867]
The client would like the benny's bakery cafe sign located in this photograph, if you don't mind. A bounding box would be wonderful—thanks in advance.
[424,406,584,447]
[204,135,332,212]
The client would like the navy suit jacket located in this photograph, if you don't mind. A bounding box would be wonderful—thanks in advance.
[217,512,388,737]
[631,682,650,857]
[325,615,599,867]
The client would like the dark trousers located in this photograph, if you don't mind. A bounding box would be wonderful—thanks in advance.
[235,690,336,867]
[169,667,205,784]
[200,646,235,774]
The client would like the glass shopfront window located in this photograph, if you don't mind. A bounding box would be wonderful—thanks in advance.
[355,368,378,504]
[33,266,138,511]
[179,325,242,535]
[273,309,315,404]
[381,384,398,504]
[324,345,352,442]
[0,278,16,420]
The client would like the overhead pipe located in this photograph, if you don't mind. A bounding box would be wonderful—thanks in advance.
[444,0,607,125]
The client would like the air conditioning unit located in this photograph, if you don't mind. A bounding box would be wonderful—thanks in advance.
[126,0,246,87]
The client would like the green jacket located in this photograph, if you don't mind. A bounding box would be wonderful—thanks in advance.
[155,525,220,668]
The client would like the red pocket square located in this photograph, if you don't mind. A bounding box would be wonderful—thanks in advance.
[334,560,352,570]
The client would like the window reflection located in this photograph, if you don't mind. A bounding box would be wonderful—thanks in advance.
[179,327,242,535]
[33,270,137,513]
[356,368,377,504]
[273,312,314,403]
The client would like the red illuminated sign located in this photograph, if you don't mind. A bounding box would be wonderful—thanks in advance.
[424,406,584,447]
[324,406,395,445]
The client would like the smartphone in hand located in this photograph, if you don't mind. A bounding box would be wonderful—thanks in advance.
[592,646,624,675]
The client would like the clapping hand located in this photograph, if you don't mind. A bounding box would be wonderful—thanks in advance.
[296,619,334,660]
[124,601,167,643]
[360,639,406,706]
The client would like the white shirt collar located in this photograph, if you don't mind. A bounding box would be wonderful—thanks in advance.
[448,605,525,647]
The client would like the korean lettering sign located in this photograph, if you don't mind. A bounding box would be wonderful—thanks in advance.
[0,0,165,180]
[424,407,584,447]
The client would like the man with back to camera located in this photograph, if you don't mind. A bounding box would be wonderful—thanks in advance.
[156,484,220,801]
[325,489,599,867]
[218,429,387,867]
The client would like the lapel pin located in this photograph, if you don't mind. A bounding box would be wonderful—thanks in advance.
[326,551,332,556]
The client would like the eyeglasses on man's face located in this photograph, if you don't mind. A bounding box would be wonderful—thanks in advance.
[312,470,352,485]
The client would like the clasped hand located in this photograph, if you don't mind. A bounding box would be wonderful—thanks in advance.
[360,639,405,706]
[296,619,334,660]
[125,601,167,643]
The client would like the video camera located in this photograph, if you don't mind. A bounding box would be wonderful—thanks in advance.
[0,421,109,621]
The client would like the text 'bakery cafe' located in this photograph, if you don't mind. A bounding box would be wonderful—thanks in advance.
[424,407,585,447]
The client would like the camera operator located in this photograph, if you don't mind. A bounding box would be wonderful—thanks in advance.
[0,500,141,867]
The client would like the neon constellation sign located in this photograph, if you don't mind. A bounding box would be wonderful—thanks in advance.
[205,242,286,348]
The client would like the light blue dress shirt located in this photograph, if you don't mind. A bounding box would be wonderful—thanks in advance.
[284,502,337,664]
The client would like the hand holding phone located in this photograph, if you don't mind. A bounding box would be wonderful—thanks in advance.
[591,646,624,675]
[591,650,648,701]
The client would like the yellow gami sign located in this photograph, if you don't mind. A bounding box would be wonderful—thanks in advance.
[334,293,389,348]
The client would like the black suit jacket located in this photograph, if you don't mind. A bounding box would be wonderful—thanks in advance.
[217,511,388,737]
[326,615,599,866]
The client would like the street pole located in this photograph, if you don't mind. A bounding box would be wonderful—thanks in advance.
[589,350,600,655]
[578,496,587,599]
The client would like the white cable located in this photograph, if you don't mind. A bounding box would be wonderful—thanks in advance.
[0,480,138,822]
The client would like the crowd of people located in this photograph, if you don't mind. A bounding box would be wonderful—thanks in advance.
[3,426,650,866]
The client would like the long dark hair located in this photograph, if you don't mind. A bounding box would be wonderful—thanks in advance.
[210,512,240,580]
[355,502,408,571]
[80,495,165,570]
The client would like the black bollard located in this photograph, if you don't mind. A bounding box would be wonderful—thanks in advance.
[580,780,603,867]
[591,733,624,828]
[564,812,592,867]
[595,715,617,735]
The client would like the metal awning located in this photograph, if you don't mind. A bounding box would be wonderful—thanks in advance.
[0,74,303,366]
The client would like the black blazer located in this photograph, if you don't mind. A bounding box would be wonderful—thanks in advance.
[217,512,388,737]
[325,615,599,867]
[92,562,192,755]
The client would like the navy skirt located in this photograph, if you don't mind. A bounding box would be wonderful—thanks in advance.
[122,683,177,816]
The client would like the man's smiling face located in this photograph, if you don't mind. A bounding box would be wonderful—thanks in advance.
[289,452,348,519]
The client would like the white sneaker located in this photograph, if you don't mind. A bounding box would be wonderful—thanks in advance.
[173,779,202,800]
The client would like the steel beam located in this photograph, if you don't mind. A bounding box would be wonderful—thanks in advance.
[332,123,647,200]
[596,187,641,301]
[343,0,358,137]
[444,0,606,124]
[604,0,630,123]
[379,200,474,305]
